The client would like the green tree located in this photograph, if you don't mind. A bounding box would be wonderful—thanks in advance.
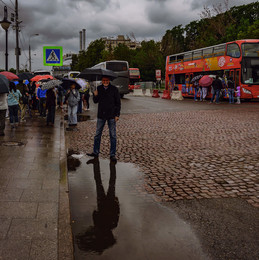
[9,68,16,74]
[113,44,134,64]
[71,39,105,71]
[161,25,185,57]
[132,40,164,81]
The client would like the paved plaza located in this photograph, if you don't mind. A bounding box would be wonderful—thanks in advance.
[69,98,259,208]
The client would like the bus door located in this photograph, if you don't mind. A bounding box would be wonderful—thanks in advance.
[189,73,194,95]
[185,73,193,95]
[229,70,235,81]
[235,69,240,88]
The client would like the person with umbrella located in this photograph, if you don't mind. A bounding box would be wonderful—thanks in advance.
[46,87,56,126]
[0,93,8,136]
[210,75,223,104]
[37,84,47,117]
[7,82,22,128]
[65,82,80,127]
[16,80,29,122]
[0,74,9,136]
[191,75,202,101]
[87,76,121,162]
[28,81,37,116]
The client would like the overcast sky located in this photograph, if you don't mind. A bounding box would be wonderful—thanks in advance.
[0,0,255,71]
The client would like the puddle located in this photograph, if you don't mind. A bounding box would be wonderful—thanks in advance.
[67,149,82,171]
[0,141,24,146]
[64,114,91,122]
[68,155,210,260]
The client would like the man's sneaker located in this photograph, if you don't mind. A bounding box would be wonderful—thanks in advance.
[87,152,98,157]
[110,156,117,162]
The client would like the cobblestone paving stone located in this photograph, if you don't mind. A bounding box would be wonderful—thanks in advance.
[69,107,259,208]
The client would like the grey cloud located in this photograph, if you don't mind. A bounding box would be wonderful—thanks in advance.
[145,1,195,27]
[67,0,112,10]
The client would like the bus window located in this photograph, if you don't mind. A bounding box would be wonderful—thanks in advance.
[177,55,184,62]
[106,61,128,71]
[203,48,213,58]
[214,44,226,57]
[227,43,241,58]
[184,52,192,61]
[175,73,185,84]
[193,51,202,60]
[169,56,177,63]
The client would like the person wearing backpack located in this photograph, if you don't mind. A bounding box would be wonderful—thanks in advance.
[16,80,29,122]
[7,82,22,128]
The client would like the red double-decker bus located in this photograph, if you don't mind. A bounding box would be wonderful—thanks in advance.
[165,39,259,99]
[129,68,140,90]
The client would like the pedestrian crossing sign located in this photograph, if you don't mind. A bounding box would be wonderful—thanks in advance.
[43,46,63,66]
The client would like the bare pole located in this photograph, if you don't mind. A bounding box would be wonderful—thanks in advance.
[15,0,20,74]
[79,31,82,51]
[82,29,86,50]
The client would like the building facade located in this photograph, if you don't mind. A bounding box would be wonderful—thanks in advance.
[101,35,141,50]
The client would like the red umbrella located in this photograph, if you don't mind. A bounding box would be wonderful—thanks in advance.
[199,75,213,87]
[0,71,19,81]
[30,74,53,82]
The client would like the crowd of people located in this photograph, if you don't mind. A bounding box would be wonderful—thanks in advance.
[0,78,91,136]
[188,75,241,104]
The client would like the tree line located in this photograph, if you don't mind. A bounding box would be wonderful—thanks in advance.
[72,1,259,81]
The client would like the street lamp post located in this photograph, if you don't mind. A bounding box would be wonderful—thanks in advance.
[29,33,39,72]
[0,6,11,71]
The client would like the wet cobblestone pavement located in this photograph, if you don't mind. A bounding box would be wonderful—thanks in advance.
[69,101,259,208]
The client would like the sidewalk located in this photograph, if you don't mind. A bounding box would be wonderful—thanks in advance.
[0,111,73,260]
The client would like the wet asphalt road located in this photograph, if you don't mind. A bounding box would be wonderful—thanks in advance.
[67,95,259,260]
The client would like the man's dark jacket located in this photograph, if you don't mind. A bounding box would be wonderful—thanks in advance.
[212,78,223,91]
[93,84,121,120]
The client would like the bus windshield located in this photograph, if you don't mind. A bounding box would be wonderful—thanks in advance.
[106,62,128,72]
[241,43,259,84]
[129,69,140,78]
[242,43,259,57]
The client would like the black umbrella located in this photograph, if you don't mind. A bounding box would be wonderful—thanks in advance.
[41,79,62,90]
[18,72,34,80]
[191,74,203,83]
[60,78,81,90]
[77,68,118,81]
[0,74,9,94]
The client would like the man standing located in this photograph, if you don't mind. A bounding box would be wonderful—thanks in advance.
[37,85,47,117]
[87,77,121,162]
[16,80,29,122]
[0,92,8,136]
[210,75,223,104]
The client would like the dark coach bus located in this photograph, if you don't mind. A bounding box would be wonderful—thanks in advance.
[91,60,130,98]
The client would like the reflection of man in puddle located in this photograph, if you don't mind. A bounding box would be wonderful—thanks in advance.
[76,158,120,254]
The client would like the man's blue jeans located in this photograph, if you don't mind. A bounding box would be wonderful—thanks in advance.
[93,118,117,156]
[228,89,234,103]
[211,89,220,103]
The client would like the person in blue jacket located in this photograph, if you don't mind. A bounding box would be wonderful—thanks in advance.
[37,85,47,117]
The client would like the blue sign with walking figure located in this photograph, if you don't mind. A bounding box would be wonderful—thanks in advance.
[43,46,63,66]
